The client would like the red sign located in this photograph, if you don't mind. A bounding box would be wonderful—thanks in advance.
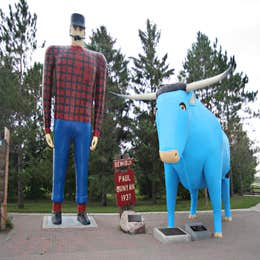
[112,158,134,168]
[114,168,136,208]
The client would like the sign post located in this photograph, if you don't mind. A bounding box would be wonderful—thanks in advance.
[113,156,145,234]
[0,127,10,230]
[113,158,136,210]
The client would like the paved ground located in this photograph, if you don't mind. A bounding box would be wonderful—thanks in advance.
[0,205,260,260]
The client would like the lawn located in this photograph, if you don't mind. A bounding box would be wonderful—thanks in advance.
[6,195,260,213]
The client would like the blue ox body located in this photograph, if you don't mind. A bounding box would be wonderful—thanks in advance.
[156,86,231,237]
[114,58,235,237]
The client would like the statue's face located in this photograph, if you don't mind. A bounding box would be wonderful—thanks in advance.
[70,25,85,39]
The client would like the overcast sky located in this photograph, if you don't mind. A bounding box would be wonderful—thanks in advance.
[1,0,260,169]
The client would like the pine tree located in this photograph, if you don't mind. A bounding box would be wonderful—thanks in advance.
[0,62,20,130]
[0,0,39,206]
[179,31,258,194]
[131,19,174,203]
[86,26,130,205]
[231,124,257,194]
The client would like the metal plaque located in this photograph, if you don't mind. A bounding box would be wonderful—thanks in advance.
[128,214,142,222]
[159,227,186,236]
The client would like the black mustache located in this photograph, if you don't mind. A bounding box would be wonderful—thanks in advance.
[70,34,85,41]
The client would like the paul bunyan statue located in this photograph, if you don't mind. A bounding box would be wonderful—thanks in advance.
[42,13,106,225]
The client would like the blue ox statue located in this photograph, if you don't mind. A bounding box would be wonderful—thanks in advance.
[114,58,236,238]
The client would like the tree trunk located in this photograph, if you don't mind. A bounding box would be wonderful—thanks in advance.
[17,153,24,208]
[152,173,157,204]
[239,171,244,195]
[230,172,234,197]
[102,192,107,207]
[101,175,107,207]
[17,178,24,208]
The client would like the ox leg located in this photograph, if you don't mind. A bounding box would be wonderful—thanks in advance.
[222,177,232,221]
[164,163,179,228]
[205,163,222,237]
[207,181,222,237]
[189,189,198,219]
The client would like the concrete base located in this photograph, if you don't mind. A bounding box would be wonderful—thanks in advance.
[153,227,191,243]
[184,222,211,241]
[42,215,97,229]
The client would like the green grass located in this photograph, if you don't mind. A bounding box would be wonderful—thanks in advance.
[6,195,260,213]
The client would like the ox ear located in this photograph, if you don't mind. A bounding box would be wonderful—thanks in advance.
[188,92,196,106]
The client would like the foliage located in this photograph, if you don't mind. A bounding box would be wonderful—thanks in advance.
[180,32,258,130]
[131,19,174,202]
[231,125,257,194]
[86,26,131,205]
[0,63,20,131]
[179,31,258,194]
[132,112,165,200]
[0,0,46,205]
[0,0,37,84]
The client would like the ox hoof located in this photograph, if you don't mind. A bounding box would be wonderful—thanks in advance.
[188,214,197,219]
[214,232,223,239]
[223,216,232,222]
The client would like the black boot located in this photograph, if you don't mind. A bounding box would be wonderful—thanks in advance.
[52,211,62,225]
[77,212,90,225]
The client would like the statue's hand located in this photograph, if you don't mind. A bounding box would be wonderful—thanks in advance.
[45,133,54,148]
[90,136,98,151]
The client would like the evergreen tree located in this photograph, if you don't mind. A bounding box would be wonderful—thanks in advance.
[179,31,258,194]
[231,124,257,194]
[86,26,130,205]
[131,19,174,203]
[21,63,53,200]
[0,0,41,206]
[0,62,20,131]
[0,0,37,82]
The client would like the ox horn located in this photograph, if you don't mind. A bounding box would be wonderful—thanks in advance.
[186,56,236,92]
[110,91,156,101]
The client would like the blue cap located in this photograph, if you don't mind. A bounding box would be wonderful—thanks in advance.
[71,13,85,29]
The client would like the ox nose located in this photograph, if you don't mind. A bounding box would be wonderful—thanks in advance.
[159,150,180,163]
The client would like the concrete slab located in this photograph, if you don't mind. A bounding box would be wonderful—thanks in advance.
[153,227,191,243]
[249,202,260,212]
[2,210,260,259]
[184,222,211,240]
[42,215,97,229]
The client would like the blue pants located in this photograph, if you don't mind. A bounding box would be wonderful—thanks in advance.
[52,119,91,204]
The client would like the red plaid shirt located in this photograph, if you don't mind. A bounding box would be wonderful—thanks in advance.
[43,45,106,137]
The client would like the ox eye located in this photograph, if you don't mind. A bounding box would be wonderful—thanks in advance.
[179,102,186,111]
